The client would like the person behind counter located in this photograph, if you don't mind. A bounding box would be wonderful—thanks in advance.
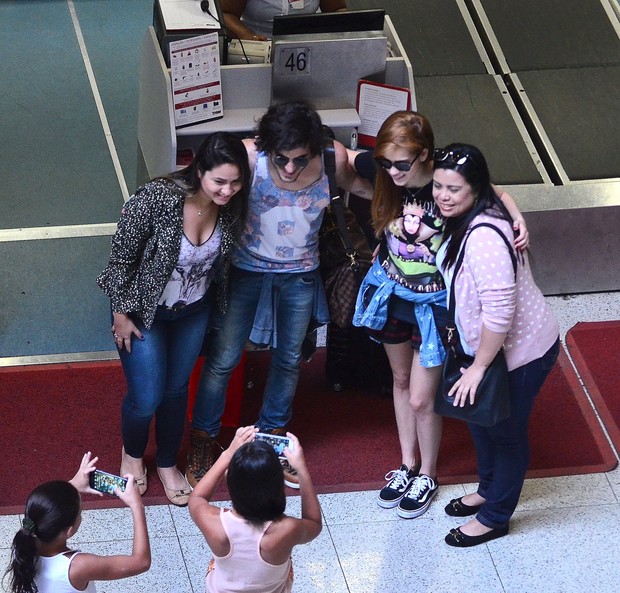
[433,143,559,547]
[221,0,347,41]
[97,132,250,506]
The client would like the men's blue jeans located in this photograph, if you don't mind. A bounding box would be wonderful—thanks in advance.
[470,338,560,529]
[192,267,316,436]
[118,298,212,467]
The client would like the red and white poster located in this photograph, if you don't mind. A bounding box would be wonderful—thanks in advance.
[170,32,223,128]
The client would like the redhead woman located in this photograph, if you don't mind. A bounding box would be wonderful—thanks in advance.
[352,112,528,519]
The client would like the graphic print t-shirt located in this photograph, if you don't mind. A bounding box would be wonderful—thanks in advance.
[380,183,445,292]
[232,152,330,272]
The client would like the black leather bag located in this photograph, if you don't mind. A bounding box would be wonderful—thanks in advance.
[434,223,517,427]
[319,140,372,328]
[435,341,511,427]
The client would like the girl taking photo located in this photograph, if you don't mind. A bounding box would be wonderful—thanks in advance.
[4,452,150,593]
[189,426,322,592]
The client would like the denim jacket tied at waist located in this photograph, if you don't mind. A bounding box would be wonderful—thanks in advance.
[352,259,447,368]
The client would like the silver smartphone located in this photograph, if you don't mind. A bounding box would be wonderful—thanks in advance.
[255,432,294,457]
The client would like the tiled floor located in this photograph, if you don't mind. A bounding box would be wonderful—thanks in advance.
[1,292,620,593]
[1,2,619,591]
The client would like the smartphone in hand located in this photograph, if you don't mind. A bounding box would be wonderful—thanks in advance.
[255,432,294,458]
[89,469,128,496]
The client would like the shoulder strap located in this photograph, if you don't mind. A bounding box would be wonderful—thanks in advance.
[449,222,518,314]
[323,139,359,265]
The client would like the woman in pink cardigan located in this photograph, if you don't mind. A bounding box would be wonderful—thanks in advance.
[433,143,560,547]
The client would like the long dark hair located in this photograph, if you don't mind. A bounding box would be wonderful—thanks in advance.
[254,100,325,157]
[371,111,435,238]
[227,441,286,526]
[162,131,251,224]
[4,481,81,593]
[434,143,513,269]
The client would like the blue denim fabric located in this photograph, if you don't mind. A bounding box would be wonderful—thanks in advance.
[192,267,320,435]
[470,338,560,529]
[118,298,212,467]
[353,259,447,367]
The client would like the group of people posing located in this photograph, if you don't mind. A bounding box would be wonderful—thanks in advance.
[6,99,559,593]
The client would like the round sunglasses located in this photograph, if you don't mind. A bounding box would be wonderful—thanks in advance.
[375,152,420,172]
[271,153,311,170]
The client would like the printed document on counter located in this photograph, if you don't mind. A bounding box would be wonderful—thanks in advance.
[356,80,411,148]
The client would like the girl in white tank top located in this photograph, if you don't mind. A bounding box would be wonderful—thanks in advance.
[5,453,150,593]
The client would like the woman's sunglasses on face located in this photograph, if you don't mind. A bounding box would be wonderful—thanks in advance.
[375,152,420,172]
[271,153,311,170]
[433,148,470,166]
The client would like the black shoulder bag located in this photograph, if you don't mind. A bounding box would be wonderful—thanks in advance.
[434,223,517,427]
[319,140,372,328]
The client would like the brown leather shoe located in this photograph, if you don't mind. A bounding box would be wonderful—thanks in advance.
[185,429,223,488]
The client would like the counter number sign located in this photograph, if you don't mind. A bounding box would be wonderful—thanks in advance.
[276,47,311,76]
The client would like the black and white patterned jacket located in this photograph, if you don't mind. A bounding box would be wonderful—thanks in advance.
[97,179,238,328]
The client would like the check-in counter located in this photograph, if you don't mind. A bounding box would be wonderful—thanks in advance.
[137,2,620,295]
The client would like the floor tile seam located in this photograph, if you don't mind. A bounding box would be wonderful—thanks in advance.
[604,473,620,504]
[323,523,353,593]
[323,513,432,527]
[175,529,202,593]
[485,548,509,593]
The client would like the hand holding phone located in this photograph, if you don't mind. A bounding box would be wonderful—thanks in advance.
[255,432,294,458]
[89,469,128,496]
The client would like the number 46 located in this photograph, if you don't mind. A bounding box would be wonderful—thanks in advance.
[285,50,308,72]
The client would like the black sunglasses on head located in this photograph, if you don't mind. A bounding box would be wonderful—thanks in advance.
[271,154,311,169]
[433,148,470,166]
[375,152,420,172]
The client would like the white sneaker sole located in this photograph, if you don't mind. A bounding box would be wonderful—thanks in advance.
[396,488,438,519]
[377,495,405,509]
[284,478,300,489]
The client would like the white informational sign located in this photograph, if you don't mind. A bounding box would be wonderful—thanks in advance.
[356,80,411,148]
[159,0,219,30]
[170,33,223,128]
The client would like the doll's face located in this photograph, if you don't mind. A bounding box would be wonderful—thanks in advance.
[403,213,420,235]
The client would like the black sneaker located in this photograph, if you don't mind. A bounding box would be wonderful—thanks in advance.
[377,465,417,509]
[260,428,300,489]
[280,458,300,489]
[397,474,438,519]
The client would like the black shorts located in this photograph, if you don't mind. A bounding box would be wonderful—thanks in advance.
[363,289,450,349]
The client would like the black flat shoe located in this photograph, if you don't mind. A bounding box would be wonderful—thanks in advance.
[445,526,508,548]
[445,497,483,517]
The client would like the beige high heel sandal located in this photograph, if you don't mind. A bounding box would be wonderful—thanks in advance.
[120,447,148,495]
[157,467,191,507]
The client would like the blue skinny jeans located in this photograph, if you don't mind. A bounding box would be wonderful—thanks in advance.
[192,267,316,436]
[470,338,560,529]
[118,298,212,467]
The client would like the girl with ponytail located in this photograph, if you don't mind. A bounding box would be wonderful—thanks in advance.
[4,452,150,593]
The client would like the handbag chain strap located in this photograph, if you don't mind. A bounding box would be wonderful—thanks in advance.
[323,139,359,270]
[446,222,518,347]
